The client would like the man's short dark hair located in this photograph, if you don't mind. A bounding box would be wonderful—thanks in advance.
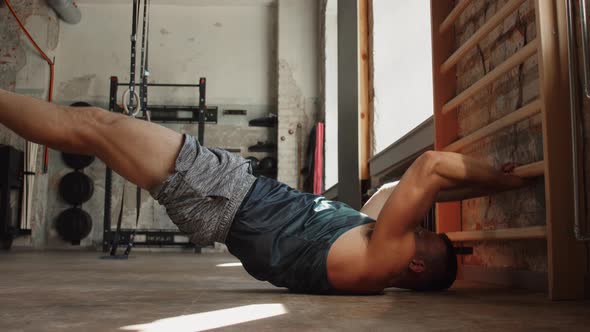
[424,233,457,291]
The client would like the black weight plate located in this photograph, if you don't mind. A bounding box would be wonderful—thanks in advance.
[246,156,260,170]
[259,157,277,170]
[62,103,95,169]
[70,101,91,107]
[59,171,94,205]
[0,234,14,251]
[55,207,92,243]
[62,153,95,170]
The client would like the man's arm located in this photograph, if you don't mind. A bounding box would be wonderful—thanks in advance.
[374,152,529,237]
[360,182,399,219]
[361,182,505,219]
[357,151,533,288]
[361,162,522,218]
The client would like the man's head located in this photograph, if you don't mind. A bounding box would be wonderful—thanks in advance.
[392,230,457,291]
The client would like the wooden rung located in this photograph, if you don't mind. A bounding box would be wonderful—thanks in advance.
[439,0,472,35]
[444,100,542,152]
[441,0,528,73]
[513,160,544,178]
[446,225,547,242]
[441,39,538,115]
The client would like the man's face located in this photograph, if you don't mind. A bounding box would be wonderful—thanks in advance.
[410,228,445,273]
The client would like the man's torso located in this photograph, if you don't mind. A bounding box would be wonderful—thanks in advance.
[226,176,375,293]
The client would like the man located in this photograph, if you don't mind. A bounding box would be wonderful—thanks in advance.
[0,89,530,294]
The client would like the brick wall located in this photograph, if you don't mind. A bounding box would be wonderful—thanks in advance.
[454,0,547,271]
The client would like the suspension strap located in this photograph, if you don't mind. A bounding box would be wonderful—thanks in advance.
[105,0,146,258]
[109,183,126,256]
[127,0,140,114]
[123,0,151,256]
[123,186,142,256]
[138,0,151,118]
[145,0,152,122]
[107,183,141,258]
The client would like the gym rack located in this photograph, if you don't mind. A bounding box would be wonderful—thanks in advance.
[102,76,213,252]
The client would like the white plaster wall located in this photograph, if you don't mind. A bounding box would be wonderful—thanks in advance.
[1,1,61,249]
[15,14,57,249]
[4,0,321,249]
[277,0,319,189]
[46,1,279,249]
[323,0,338,189]
[372,0,433,154]
[55,2,277,107]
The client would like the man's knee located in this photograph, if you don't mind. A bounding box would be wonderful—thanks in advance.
[83,106,124,127]
[67,106,122,152]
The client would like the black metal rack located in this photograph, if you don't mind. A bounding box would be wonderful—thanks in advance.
[107,76,216,143]
[0,145,25,250]
[103,229,192,248]
[102,76,210,252]
[149,105,218,123]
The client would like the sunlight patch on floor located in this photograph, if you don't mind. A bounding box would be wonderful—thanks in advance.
[216,262,243,267]
[120,304,287,332]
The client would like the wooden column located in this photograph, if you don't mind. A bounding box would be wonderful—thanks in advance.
[535,0,588,300]
[431,0,461,235]
[338,0,362,209]
[338,0,373,208]
[359,0,371,181]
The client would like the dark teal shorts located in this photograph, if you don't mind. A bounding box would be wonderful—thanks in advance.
[225,176,374,294]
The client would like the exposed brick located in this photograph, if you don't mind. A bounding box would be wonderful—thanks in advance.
[454,0,546,271]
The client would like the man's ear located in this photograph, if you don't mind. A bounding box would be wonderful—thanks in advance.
[409,259,425,273]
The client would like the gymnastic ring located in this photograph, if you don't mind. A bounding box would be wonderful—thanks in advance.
[121,89,140,117]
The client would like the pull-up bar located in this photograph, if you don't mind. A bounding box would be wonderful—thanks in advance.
[117,82,202,88]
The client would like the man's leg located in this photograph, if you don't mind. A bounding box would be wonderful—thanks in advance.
[0,89,183,190]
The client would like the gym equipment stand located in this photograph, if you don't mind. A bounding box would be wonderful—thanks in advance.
[102,76,213,253]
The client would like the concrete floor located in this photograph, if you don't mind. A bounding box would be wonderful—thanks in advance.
[0,251,588,332]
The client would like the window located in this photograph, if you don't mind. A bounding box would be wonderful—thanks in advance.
[371,0,433,154]
[323,0,338,189]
